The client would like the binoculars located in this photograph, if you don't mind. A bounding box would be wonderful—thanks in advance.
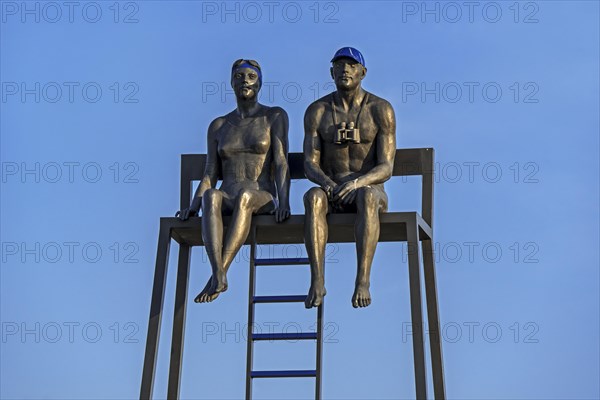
[334,122,360,144]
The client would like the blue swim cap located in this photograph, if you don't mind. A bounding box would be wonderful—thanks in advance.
[231,59,262,82]
[331,47,365,67]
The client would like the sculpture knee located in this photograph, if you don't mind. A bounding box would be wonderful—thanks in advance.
[236,189,254,211]
[304,188,328,212]
[202,189,222,210]
[356,187,378,213]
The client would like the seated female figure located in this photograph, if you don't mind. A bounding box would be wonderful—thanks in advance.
[177,59,290,302]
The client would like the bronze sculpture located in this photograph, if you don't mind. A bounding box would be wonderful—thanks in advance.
[177,59,291,303]
[303,47,396,308]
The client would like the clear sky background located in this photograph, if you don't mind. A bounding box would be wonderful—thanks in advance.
[1,1,599,399]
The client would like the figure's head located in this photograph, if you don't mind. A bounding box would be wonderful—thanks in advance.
[231,59,262,100]
[330,47,367,91]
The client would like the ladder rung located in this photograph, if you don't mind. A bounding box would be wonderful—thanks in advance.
[252,332,317,341]
[251,369,317,378]
[253,295,306,303]
[254,258,310,266]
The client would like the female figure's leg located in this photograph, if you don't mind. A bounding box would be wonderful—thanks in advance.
[195,188,227,303]
[196,189,275,303]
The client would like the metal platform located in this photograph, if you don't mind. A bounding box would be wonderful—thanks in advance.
[139,148,445,400]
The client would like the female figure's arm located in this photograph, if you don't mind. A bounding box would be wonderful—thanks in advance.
[270,107,291,222]
[177,118,222,220]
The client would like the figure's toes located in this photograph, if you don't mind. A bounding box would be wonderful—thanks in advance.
[305,286,325,308]
[305,295,314,309]
[352,293,370,308]
[195,292,207,303]
[305,293,320,309]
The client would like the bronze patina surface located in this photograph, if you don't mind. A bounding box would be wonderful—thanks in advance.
[176,59,290,303]
[303,47,397,308]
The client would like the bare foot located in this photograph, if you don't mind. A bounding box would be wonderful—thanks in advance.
[194,273,228,303]
[352,283,371,308]
[194,278,218,303]
[305,281,326,308]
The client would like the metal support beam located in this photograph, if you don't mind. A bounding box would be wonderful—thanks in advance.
[140,221,172,400]
[167,245,192,399]
[245,227,258,400]
[423,239,446,399]
[406,217,428,400]
[315,301,324,400]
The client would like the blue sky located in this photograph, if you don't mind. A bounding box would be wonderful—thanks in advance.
[1,1,599,399]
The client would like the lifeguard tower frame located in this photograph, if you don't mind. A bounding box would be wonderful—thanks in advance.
[140,148,445,399]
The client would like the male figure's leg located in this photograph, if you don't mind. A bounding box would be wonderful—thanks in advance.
[303,187,329,308]
[352,186,388,308]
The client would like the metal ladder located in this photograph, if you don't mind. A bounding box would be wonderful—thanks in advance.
[245,228,324,400]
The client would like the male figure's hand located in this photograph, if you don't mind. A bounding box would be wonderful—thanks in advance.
[275,204,291,222]
[333,179,362,205]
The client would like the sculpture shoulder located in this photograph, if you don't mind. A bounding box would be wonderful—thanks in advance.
[365,92,395,124]
[305,93,332,119]
[365,92,394,113]
[263,105,289,123]
[208,115,228,134]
